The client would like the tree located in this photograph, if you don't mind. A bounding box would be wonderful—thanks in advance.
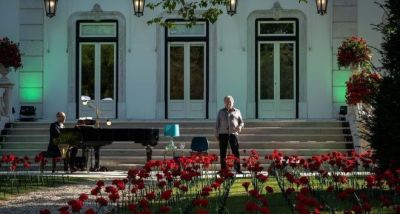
[363,0,400,170]
[146,0,308,27]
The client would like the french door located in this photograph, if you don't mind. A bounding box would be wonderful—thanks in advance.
[79,42,116,118]
[168,42,206,118]
[258,41,296,118]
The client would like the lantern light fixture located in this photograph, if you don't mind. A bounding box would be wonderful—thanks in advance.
[226,0,238,16]
[316,0,328,16]
[133,0,145,17]
[44,0,58,18]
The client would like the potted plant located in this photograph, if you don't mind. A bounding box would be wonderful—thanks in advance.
[0,37,22,82]
[345,69,381,105]
[337,36,372,72]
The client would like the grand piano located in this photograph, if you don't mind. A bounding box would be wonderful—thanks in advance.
[60,126,159,170]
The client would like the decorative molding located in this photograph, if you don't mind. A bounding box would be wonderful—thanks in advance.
[67,4,127,119]
[246,4,308,119]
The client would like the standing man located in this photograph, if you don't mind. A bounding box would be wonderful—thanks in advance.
[215,95,244,173]
[47,112,65,173]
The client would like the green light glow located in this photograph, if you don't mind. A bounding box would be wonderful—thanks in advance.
[19,87,42,103]
[19,72,42,87]
[333,70,351,86]
[333,86,346,103]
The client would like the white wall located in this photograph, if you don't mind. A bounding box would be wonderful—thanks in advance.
[0,0,19,119]
[358,0,384,68]
[3,0,384,120]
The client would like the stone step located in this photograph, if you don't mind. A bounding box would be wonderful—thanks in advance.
[1,141,353,150]
[0,133,351,143]
[9,120,347,129]
[0,148,352,159]
[2,127,350,135]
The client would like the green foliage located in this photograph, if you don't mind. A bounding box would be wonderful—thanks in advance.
[146,0,308,28]
[364,0,400,170]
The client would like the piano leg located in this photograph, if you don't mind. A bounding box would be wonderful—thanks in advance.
[146,145,152,162]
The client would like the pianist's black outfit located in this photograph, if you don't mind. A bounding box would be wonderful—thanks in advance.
[47,122,62,172]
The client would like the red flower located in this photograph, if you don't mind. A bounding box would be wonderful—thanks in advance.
[352,205,363,214]
[326,185,334,193]
[159,205,171,213]
[259,207,271,214]
[145,191,156,200]
[112,179,125,190]
[68,199,83,212]
[242,182,250,192]
[285,187,295,195]
[39,209,51,214]
[105,185,118,194]
[249,189,260,198]
[193,198,209,207]
[158,180,167,188]
[195,208,209,214]
[265,186,274,194]
[109,192,120,202]
[179,185,188,192]
[91,186,101,196]
[161,189,173,200]
[299,176,309,185]
[95,197,108,207]
[139,198,149,208]
[245,201,259,212]
[128,203,137,212]
[96,180,105,187]
[84,208,96,214]
[0,37,22,69]
[79,193,89,202]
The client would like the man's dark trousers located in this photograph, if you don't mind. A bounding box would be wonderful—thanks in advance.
[219,134,240,171]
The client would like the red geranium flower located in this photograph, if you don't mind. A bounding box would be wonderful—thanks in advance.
[145,191,156,200]
[95,197,108,207]
[245,201,259,212]
[265,186,274,194]
[139,198,150,209]
[161,189,173,200]
[84,208,96,214]
[39,209,51,214]
[79,193,89,202]
[159,205,171,213]
[96,180,105,187]
[242,182,250,192]
[68,199,83,212]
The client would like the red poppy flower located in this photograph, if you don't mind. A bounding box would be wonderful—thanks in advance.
[242,182,250,192]
[161,189,173,200]
[195,208,209,214]
[95,197,108,207]
[84,208,96,214]
[285,187,295,195]
[145,191,156,200]
[109,193,120,202]
[39,209,51,214]
[128,203,137,212]
[259,206,271,214]
[245,201,259,212]
[265,186,274,194]
[68,199,83,212]
[96,180,105,187]
[139,198,149,208]
[159,205,171,213]
[249,189,260,198]
[179,185,188,192]
[79,193,89,202]
[299,176,309,185]
[326,185,334,193]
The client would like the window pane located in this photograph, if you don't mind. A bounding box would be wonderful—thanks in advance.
[101,44,115,100]
[170,46,184,100]
[168,23,205,37]
[80,23,116,37]
[280,43,294,99]
[81,44,95,100]
[260,22,294,35]
[190,45,204,100]
[260,43,274,100]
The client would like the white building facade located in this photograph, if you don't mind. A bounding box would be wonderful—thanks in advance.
[0,0,384,121]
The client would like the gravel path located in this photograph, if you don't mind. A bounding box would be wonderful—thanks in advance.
[0,181,96,214]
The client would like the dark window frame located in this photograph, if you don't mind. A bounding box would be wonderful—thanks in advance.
[76,20,119,119]
[255,18,299,119]
[164,20,209,119]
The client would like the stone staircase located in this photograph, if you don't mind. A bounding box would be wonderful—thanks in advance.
[0,120,353,171]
